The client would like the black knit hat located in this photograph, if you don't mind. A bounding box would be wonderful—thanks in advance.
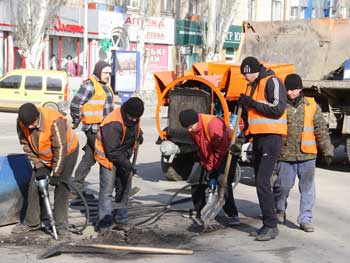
[123,97,144,118]
[18,103,40,127]
[179,109,199,128]
[93,60,111,80]
[240,56,261,74]
[285,74,303,90]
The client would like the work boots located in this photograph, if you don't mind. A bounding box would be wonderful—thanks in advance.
[300,222,314,232]
[254,226,279,241]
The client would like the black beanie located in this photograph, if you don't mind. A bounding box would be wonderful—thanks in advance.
[240,56,261,74]
[179,109,199,128]
[18,103,40,127]
[93,60,111,80]
[285,74,303,90]
[123,97,144,118]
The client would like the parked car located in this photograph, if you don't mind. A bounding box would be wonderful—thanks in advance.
[0,69,69,112]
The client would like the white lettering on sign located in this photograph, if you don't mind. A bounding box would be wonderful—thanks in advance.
[225,29,241,42]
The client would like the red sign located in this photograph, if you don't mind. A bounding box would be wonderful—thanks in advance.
[53,17,84,33]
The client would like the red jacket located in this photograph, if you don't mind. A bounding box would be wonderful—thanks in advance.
[189,114,229,171]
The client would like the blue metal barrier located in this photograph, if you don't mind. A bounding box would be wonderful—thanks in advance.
[0,154,32,226]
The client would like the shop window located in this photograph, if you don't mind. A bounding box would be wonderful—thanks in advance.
[0,75,21,89]
[47,77,62,92]
[127,0,140,9]
[161,0,174,13]
[272,0,282,21]
[25,76,42,90]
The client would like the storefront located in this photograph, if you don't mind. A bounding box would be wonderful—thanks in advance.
[175,19,204,70]
[124,15,175,91]
[223,25,242,62]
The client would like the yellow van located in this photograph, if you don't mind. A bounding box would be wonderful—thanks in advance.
[0,69,69,111]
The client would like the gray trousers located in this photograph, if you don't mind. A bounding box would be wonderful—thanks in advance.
[73,129,97,192]
[273,159,316,224]
[24,148,79,229]
[98,165,129,223]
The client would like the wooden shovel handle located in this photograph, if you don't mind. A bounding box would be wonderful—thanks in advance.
[80,244,193,255]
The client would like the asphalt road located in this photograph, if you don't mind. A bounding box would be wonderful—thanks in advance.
[0,111,349,263]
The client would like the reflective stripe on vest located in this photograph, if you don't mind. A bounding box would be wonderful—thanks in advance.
[81,76,114,124]
[20,107,79,167]
[245,75,287,136]
[301,97,317,154]
[201,114,232,143]
[94,107,140,170]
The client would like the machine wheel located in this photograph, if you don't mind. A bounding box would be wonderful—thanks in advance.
[161,153,195,181]
[346,136,350,164]
[43,102,59,111]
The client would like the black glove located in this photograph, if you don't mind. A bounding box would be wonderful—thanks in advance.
[324,155,333,166]
[230,143,242,156]
[238,94,257,108]
[72,119,81,129]
[137,133,144,145]
[35,166,51,178]
[49,175,61,186]
[208,169,219,180]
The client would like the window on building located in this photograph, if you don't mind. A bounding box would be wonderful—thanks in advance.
[272,0,282,21]
[161,0,174,13]
[25,76,42,90]
[127,0,140,9]
[248,0,256,21]
[0,75,21,89]
[47,77,62,92]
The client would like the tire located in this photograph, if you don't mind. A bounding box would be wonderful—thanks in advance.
[161,153,195,181]
[43,102,59,111]
[346,136,350,164]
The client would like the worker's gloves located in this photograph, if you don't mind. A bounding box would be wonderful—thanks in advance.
[324,155,333,166]
[229,143,242,156]
[137,133,144,145]
[35,166,51,179]
[238,94,257,108]
[49,175,61,186]
[72,119,81,129]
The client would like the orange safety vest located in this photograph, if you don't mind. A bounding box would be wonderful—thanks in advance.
[245,75,287,136]
[95,107,140,170]
[201,114,233,142]
[81,76,114,124]
[20,107,78,167]
[301,97,317,154]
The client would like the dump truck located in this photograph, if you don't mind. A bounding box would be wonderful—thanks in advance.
[154,62,294,181]
[238,18,350,163]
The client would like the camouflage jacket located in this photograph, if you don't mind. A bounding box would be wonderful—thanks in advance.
[279,96,334,162]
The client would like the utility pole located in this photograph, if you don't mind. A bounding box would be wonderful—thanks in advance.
[83,0,88,79]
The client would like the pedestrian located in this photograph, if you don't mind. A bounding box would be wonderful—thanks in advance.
[50,54,57,70]
[70,60,115,198]
[11,103,79,237]
[179,109,240,226]
[273,73,334,232]
[94,97,144,231]
[65,55,76,76]
[238,56,287,241]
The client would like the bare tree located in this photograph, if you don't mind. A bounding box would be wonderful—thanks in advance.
[10,0,67,69]
[202,0,239,61]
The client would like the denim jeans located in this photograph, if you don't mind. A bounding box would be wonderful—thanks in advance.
[273,159,316,224]
[98,165,129,223]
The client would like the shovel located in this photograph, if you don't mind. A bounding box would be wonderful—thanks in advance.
[201,106,243,224]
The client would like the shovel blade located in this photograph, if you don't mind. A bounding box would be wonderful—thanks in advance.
[201,192,225,223]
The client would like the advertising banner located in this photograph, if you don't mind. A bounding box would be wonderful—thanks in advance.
[113,50,140,92]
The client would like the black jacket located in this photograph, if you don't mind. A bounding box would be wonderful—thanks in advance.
[250,66,287,119]
[100,104,139,171]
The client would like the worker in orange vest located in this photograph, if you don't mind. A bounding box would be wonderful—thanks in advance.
[70,61,115,198]
[179,109,240,226]
[273,74,334,232]
[12,103,79,237]
[94,97,144,232]
[237,56,287,241]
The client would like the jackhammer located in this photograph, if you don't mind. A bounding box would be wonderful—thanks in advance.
[35,176,58,240]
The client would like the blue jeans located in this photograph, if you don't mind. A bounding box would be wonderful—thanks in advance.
[98,165,128,223]
[273,159,316,224]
